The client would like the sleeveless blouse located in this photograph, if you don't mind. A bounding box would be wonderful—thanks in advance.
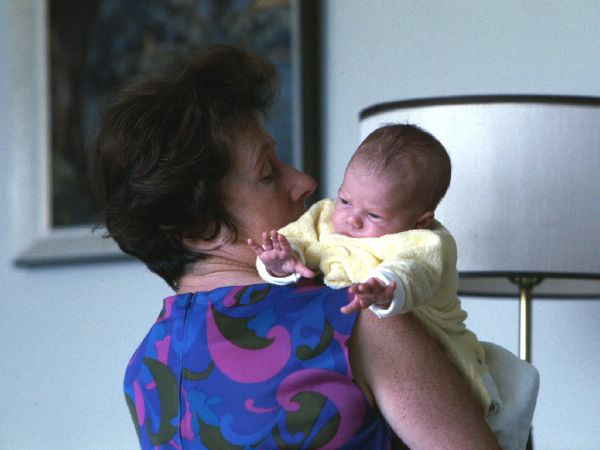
[124,281,392,449]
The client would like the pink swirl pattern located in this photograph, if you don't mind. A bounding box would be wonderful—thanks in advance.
[157,295,177,323]
[276,368,366,449]
[206,301,291,383]
[132,381,145,427]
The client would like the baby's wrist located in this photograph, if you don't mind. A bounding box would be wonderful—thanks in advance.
[376,300,392,309]
[267,267,293,278]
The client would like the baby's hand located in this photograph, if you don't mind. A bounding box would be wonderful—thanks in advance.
[248,230,316,279]
[341,278,397,314]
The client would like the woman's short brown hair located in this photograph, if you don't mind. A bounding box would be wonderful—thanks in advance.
[90,45,278,289]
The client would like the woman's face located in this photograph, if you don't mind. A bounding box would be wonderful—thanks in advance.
[219,114,317,243]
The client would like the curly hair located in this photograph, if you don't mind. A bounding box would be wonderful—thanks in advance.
[90,45,279,289]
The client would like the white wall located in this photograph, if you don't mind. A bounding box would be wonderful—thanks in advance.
[1,1,599,449]
[322,1,600,449]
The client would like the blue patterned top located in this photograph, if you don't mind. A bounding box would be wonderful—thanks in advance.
[124,280,392,449]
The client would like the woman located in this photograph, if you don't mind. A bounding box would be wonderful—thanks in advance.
[92,45,499,449]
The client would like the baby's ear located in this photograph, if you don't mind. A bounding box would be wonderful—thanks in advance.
[415,211,435,229]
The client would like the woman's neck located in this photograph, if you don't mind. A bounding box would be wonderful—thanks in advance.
[176,242,263,294]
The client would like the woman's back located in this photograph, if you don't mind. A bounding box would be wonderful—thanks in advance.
[124,280,392,449]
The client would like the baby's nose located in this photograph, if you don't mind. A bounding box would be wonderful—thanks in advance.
[348,215,362,228]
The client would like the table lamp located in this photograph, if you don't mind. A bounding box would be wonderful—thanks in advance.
[360,95,600,363]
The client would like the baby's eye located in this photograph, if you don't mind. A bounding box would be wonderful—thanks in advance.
[338,197,349,205]
[368,212,382,220]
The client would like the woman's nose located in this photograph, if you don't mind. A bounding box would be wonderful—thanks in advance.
[288,166,317,203]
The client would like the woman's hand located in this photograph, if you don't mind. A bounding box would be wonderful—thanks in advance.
[248,230,317,279]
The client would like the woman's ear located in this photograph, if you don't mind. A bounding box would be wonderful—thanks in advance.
[415,211,435,229]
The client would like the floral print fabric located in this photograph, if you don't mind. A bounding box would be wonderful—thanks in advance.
[124,281,391,449]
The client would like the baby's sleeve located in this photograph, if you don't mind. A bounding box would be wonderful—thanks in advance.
[366,267,408,318]
[367,224,456,315]
[255,242,306,285]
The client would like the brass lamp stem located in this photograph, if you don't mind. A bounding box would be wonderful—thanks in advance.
[510,276,543,361]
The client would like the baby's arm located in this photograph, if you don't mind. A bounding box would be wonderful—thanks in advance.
[248,230,317,280]
[347,226,454,316]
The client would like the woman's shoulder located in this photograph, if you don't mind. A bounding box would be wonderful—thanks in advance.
[171,279,355,330]
[208,279,350,314]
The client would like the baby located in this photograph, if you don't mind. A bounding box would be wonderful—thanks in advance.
[248,123,500,416]
[249,123,452,316]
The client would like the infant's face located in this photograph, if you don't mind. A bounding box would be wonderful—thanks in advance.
[331,163,429,238]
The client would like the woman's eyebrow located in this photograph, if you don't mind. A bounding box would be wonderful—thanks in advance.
[251,151,264,170]
[251,138,277,170]
[251,147,269,172]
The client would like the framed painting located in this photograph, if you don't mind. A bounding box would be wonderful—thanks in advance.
[14,0,321,266]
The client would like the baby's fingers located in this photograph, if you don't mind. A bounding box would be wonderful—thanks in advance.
[340,297,363,314]
[276,233,293,252]
[267,230,282,251]
[247,238,264,256]
[365,277,387,291]
[257,231,273,251]
[295,264,317,279]
[384,281,397,298]
[350,282,373,295]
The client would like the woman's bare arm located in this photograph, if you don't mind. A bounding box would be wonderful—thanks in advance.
[349,310,501,450]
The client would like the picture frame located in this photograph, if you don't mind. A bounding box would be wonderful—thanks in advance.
[13,0,321,266]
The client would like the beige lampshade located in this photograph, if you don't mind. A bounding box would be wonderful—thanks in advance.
[360,95,600,298]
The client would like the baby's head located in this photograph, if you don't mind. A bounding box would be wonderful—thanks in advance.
[331,123,451,238]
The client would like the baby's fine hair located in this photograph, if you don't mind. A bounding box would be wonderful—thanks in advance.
[349,123,451,210]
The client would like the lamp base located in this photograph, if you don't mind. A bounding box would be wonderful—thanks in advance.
[509,277,542,362]
[508,277,541,450]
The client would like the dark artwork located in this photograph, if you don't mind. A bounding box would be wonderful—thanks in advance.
[50,0,292,227]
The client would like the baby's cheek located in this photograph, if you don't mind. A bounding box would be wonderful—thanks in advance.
[370,223,389,238]
[330,213,342,233]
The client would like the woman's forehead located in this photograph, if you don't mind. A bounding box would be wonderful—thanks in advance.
[228,117,276,174]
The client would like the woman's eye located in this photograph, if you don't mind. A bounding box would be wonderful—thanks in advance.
[261,171,275,182]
